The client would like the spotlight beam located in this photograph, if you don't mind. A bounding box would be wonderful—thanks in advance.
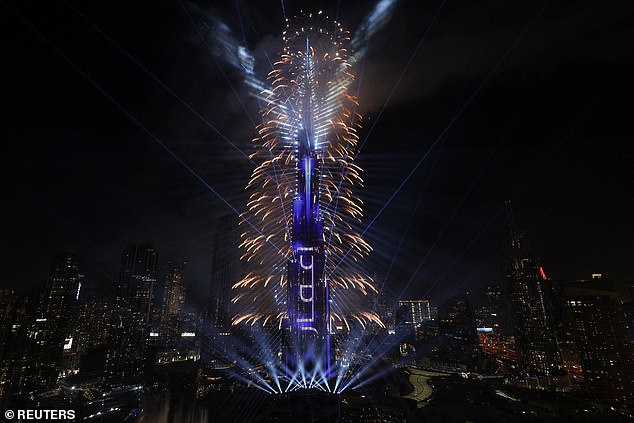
[323,39,369,280]
[325,0,444,277]
[65,0,275,178]
[328,2,549,278]
[178,0,257,127]
[280,0,286,20]
[397,121,514,300]
[68,0,294,251]
[382,146,442,287]
[356,0,446,154]
[426,111,586,298]
[178,0,295,257]
[5,2,289,260]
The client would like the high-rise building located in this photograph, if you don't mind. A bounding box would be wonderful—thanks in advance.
[437,295,481,371]
[209,215,239,329]
[286,49,330,370]
[76,298,111,354]
[1,294,54,398]
[624,300,634,343]
[398,299,432,338]
[504,202,562,376]
[626,284,634,343]
[35,254,84,376]
[117,244,158,324]
[474,285,511,335]
[38,254,83,347]
[398,300,432,325]
[485,284,508,334]
[372,286,392,333]
[162,261,186,321]
[0,288,16,397]
[0,288,15,348]
[565,276,634,408]
[106,244,159,385]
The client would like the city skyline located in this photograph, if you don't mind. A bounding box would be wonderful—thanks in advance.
[2,1,633,306]
[2,1,633,420]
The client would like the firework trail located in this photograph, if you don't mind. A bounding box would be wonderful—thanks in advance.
[232,12,381,331]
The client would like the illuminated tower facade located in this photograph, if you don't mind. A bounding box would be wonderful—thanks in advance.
[233,15,381,389]
[286,37,330,371]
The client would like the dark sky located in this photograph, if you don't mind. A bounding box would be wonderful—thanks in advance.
[1,0,633,306]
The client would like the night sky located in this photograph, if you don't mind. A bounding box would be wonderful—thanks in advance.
[2,0,633,306]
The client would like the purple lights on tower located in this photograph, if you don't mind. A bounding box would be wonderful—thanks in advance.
[234,15,380,387]
[286,37,331,372]
[288,154,329,338]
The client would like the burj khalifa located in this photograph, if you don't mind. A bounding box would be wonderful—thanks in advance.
[286,37,331,374]
[233,14,382,387]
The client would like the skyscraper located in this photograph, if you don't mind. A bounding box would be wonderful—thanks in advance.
[286,38,330,370]
[162,261,186,321]
[106,244,158,384]
[75,298,111,354]
[372,286,392,334]
[38,254,84,375]
[398,300,432,326]
[231,19,380,387]
[484,284,508,335]
[0,294,47,398]
[437,295,481,371]
[117,244,159,324]
[398,299,432,338]
[0,288,15,348]
[209,215,239,330]
[0,288,16,397]
[565,276,634,408]
[504,203,562,376]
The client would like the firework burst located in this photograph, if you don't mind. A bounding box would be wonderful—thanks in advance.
[232,12,381,331]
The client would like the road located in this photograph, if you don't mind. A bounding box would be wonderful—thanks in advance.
[403,368,448,408]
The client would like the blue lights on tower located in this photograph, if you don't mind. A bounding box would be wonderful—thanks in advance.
[287,36,330,374]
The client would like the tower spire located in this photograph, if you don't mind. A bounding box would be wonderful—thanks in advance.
[505,200,518,240]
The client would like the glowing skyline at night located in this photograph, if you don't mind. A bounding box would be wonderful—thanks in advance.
[2,0,633,420]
